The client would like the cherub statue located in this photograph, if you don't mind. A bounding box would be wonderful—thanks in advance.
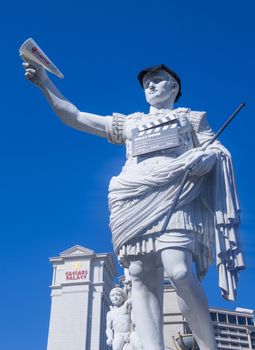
[121,270,143,350]
[106,287,132,350]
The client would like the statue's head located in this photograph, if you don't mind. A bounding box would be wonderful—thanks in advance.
[109,287,127,306]
[137,64,182,106]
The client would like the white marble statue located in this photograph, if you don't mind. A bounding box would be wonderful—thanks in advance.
[106,286,143,350]
[121,272,143,350]
[23,62,245,350]
[106,287,132,349]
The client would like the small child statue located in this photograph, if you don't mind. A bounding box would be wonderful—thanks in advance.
[106,287,133,350]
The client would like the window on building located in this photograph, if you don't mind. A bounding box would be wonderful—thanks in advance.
[221,341,230,346]
[231,335,238,339]
[239,329,246,333]
[210,312,217,321]
[220,334,228,338]
[213,325,219,332]
[218,313,227,323]
[183,323,192,335]
[237,316,246,325]
[228,328,238,334]
[228,314,237,324]
[247,317,254,326]
[163,279,172,286]
[240,336,248,340]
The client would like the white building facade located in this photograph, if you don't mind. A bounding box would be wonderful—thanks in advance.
[47,245,117,350]
[211,307,255,349]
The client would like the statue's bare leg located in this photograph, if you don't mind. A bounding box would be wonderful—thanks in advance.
[129,256,165,350]
[112,334,126,350]
[161,247,218,350]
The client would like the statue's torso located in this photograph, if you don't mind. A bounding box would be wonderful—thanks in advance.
[110,108,209,243]
[121,109,194,176]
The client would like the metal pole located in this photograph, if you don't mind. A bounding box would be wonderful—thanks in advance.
[161,102,245,233]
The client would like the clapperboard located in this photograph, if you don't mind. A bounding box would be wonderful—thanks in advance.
[132,115,179,157]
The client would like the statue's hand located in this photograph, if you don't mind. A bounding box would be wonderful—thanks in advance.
[22,61,49,88]
[106,338,113,346]
[190,149,217,176]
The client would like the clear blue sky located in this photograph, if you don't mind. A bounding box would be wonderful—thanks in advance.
[0,1,254,349]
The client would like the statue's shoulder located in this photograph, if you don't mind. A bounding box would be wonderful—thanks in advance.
[106,112,144,144]
[106,306,114,318]
[174,107,190,114]
[126,112,144,121]
[175,107,207,132]
[112,112,144,123]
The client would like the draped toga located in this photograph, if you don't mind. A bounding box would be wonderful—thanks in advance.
[105,107,245,301]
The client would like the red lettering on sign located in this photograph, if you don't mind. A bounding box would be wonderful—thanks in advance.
[31,47,50,66]
[65,270,88,281]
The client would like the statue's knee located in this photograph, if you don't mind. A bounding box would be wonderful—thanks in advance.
[168,266,191,286]
[129,261,144,282]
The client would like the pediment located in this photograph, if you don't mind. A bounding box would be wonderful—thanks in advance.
[60,245,95,257]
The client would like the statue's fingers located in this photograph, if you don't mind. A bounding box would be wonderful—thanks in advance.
[22,62,30,68]
[25,71,33,80]
[22,61,37,70]
[26,68,37,75]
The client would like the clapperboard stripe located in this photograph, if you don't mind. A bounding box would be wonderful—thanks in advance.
[137,115,177,132]
[132,114,180,156]
[139,121,177,136]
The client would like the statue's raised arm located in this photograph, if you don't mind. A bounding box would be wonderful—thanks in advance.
[23,62,109,138]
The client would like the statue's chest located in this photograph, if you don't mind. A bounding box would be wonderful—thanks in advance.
[125,111,194,158]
